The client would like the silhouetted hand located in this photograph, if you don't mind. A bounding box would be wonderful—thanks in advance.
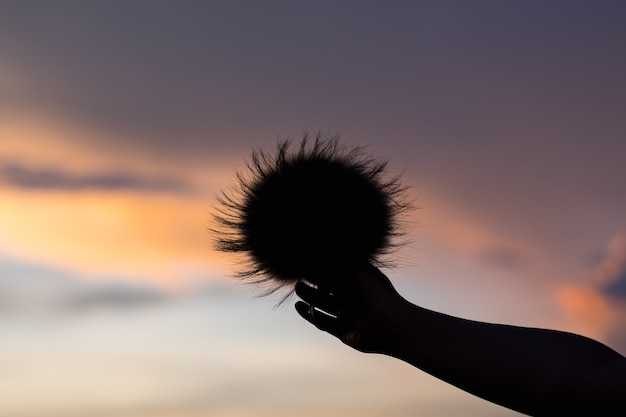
[295,264,411,354]
[295,264,626,415]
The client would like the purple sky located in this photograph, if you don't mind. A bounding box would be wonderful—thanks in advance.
[1,2,625,416]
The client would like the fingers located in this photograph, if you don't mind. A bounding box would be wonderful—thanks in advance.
[295,301,343,337]
[295,280,350,339]
[293,266,394,353]
[295,281,339,316]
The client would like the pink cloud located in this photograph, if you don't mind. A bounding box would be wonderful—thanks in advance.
[555,231,626,354]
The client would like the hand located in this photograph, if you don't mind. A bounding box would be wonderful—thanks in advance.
[295,264,409,354]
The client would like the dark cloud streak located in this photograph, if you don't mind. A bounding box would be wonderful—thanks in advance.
[604,269,626,300]
[0,161,193,193]
[0,256,167,314]
[480,246,528,271]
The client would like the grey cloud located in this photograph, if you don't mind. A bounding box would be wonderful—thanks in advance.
[604,268,626,300]
[0,282,165,314]
[480,246,528,271]
[0,161,193,193]
[0,256,167,314]
[593,240,626,353]
[606,301,626,355]
[59,283,165,313]
[596,233,626,301]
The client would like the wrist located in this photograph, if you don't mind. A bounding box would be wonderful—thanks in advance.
[377,297,422,358]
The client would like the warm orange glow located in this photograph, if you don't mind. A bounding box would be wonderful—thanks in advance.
[0,188,229,288]
[555,284,614,341]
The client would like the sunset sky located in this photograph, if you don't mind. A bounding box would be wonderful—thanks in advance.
[1,1,626,416]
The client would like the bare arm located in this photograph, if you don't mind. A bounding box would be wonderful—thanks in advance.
[295,265,626,416]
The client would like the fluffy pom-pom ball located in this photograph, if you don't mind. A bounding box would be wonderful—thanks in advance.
[212,132,411,296]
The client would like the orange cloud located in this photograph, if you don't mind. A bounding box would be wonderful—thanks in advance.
[554,284,614,342]
[553,231,626,349]
[0,188,229,289]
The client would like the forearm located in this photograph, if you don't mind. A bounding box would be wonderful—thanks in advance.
[384,301,626,415]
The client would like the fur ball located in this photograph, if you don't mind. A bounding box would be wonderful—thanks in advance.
[212,132,410,295]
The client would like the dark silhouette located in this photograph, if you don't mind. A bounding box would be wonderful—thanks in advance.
[212,133,410,295]
[295,264,626,416]
[211,134,625,414]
